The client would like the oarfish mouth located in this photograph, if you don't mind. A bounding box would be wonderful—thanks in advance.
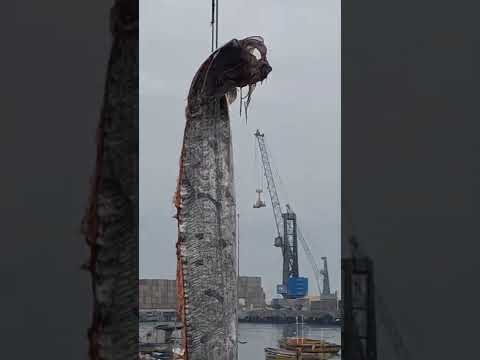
[261,63,272,78]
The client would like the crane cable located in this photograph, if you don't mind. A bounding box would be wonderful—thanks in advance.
[210,0,214,52]
[237,213,240,275]
[266,141,290,208]
[216,0,219,50]
[211,0,219,52]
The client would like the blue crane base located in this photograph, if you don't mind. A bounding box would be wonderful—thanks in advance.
[277,277,308,299]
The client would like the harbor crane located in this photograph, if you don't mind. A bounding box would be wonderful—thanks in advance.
[321,257,331,295]
[343,199,411,360]
[253,129,331,298]
[343,234,412,360]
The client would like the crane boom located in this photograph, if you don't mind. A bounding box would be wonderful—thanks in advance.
[254,130,283,240]
[297,226,323,296]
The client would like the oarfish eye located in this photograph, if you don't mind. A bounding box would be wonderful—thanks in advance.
[251,48,262,60]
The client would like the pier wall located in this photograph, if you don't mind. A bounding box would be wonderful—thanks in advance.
[140,279,176,309]
[140,276,266,310]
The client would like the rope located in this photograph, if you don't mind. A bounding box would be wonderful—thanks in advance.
[237,213,240,275]
[237,212,240,351]
[239,87,243,116]
[253,135,258,189]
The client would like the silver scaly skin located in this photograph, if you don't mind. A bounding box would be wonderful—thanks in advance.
[174,37,271,360]
[82,1,138,359]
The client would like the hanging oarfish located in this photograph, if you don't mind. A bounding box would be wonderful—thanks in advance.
[81,1,138,360]
[174,36,271,360]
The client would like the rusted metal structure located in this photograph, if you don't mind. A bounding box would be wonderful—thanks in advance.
[174,36,271,360]
[342,221,411,359]
[342,254,377,360]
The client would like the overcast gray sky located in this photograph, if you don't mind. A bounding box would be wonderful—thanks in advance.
[140,0,340,300]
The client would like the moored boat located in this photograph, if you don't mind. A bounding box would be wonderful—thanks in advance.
[265,346,336,360]
[278,337,340,355]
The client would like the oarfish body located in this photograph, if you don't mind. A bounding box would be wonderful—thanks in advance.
[174,37,271,360]
[82,2,138,360]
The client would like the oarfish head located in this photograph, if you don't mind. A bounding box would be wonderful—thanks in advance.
[201,36,272,102]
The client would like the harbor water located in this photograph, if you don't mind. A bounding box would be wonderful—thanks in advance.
[140,322,341,359]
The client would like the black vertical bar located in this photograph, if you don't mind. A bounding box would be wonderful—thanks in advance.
[215,0,219,49]
[211,0,215,53]
[292,213,298,277]
[342,259,353,359]
[367,259,377,360]
[283,213,289,289]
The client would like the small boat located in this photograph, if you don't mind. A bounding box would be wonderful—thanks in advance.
[278,337,340,355]
[265,347,300,359]
[265,347,336,360]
